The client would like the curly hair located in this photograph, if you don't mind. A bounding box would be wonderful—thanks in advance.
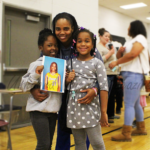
[129,20,147,38]
[72,28,97,56]
[38,28,56,46]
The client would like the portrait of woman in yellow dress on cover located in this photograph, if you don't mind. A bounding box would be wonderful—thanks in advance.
[45,62,61,92]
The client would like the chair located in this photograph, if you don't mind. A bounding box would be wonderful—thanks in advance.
[0,83,12,149]
[0,119,12,150]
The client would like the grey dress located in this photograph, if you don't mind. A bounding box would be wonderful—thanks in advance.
[67,57,108,129]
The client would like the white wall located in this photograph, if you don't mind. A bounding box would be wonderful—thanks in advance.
[0,0,99,51]
[0,0,99,104]
[52,0,99,35]
[0,0,99,75]
[147,24,150,50]
[98,5,150,42]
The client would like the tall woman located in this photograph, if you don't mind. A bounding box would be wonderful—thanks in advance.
[109,20,149,141]
[53,12,106,150]
[31,12,104,150]
[97,28,119,123]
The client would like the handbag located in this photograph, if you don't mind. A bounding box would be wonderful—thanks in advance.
[58,57,72,134]
[138,54,150,92]
[144,75,150,92]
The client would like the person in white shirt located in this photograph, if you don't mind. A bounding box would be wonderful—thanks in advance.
[97,28,119,123]
[109,20,149,142]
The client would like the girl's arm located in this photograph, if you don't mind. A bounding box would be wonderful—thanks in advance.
[20,63,41,92]
[109,42,144,69]
[20,64,48,102]
[100,90,109,127]
[96,59,109,127]
[57,74,61,92]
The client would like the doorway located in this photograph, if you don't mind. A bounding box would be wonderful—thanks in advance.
[1,6,51,128]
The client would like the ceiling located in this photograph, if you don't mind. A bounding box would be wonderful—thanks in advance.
[98,0,150,24]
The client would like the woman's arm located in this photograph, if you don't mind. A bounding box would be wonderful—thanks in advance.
[116,46,126,59]
[104,47,115,61]
[96,46,115,63]
[109,42,144,69]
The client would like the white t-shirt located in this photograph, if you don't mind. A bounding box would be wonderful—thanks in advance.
[121,34,149,74]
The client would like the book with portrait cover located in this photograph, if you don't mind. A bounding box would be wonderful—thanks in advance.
[41,56,66,93]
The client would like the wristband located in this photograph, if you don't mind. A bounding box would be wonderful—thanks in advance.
[92,88,97,96]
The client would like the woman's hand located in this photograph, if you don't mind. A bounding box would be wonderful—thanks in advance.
[35,65,44,74]
[78,88,96,104]
[100,112,109,127]
[30,88,49,102]
[109,47,115,55]
[118,46,126,53]
[109,61,118,69]
[116,46,125,59]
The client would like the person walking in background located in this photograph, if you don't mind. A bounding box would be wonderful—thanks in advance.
[97,28,120,123]
[109,20,149,142]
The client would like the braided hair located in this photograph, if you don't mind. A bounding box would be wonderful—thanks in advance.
[72,27,97,56]
[38,28,55,46]
[52,12,78,40]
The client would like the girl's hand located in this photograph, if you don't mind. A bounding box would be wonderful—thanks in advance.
[78,88,96,104]
[36,65,44,74]
[66,69,75,84]
[109,61,118,69]
[100,112,109,127]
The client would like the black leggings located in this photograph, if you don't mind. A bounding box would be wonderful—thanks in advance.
[30,111,57,150]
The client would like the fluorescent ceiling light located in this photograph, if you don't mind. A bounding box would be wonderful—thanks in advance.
[120,3,147,9]
[147,17,150,20]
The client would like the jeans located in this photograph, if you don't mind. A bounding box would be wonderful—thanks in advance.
[107,75,116,117]
[30,111,57,150]
[121,71,144,125]
[107,75,115,97]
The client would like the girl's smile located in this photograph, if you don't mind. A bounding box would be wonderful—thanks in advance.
[76,32,93,56]
[39,35,58,57]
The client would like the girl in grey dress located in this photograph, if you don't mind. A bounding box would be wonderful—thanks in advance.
[66,28,109,150]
